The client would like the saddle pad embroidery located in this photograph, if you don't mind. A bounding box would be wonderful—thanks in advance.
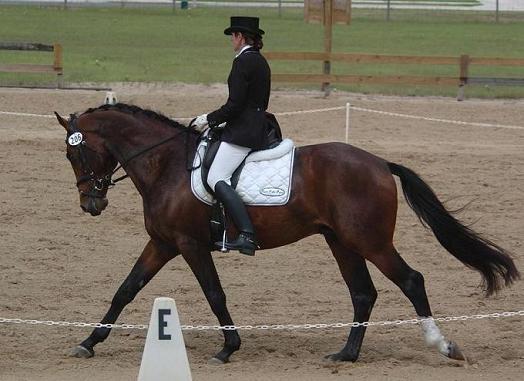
[191,140,295,206]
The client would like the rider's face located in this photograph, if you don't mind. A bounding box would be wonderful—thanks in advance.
[231,32,245,52]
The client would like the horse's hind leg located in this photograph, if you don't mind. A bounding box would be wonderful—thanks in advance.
[70,239,174,358]
[368,245,465,361]
[324,233,377,362]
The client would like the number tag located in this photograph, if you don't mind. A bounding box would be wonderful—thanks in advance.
[68,132,83,146]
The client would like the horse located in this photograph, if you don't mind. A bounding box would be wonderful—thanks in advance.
[54,103,519,364]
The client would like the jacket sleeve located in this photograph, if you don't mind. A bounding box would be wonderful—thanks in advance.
[207,58,249,128]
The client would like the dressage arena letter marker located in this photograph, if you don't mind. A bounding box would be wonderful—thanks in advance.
[138,297,192,381]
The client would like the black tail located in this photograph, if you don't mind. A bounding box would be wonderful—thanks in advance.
[388,162,519,296]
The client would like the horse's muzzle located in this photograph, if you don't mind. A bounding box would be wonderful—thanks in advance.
[80,196,108,216]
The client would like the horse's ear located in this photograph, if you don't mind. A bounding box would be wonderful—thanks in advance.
[54,112,69,130]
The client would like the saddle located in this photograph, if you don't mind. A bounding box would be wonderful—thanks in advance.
[190,114,295,248]
[199,113,283,195]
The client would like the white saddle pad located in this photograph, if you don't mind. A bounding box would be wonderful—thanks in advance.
[191,138,295,206]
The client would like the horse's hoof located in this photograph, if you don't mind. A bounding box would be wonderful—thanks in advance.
[70,345,94,358]
[208,357,226,365]
[447,341,466,362]
[324,352,356,362]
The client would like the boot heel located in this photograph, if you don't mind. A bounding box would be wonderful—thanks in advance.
[239,247,255,256]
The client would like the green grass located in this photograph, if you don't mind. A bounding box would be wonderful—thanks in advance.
[1,5,524,98]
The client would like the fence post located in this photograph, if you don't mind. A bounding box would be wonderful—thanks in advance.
[345,102,350,144]
[322,0,333,97]
[53,43,63,88]
[457,54,470,101]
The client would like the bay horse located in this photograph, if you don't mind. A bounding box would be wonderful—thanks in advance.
[54,103,519,364]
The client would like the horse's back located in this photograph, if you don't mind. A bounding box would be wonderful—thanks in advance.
[295,142,393,184]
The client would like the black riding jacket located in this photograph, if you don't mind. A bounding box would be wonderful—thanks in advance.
[207,47,271,150]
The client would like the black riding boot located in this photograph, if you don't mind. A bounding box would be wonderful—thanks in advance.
[214,180,257,256]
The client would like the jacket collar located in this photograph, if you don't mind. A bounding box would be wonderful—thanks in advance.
[235,45,253,58]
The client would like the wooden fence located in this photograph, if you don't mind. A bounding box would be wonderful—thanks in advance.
[264,52,524,99]
[0,43,63,88]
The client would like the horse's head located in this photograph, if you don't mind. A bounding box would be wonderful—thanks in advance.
[55,112,118,216]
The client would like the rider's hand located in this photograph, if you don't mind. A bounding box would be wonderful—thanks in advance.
[193,114,208,132]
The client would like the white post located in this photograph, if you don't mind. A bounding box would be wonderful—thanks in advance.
[138,297,192,381]
[345,102,351,144]
[104,91,118,105]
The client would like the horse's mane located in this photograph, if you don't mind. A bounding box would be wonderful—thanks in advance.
[82,103,198,133]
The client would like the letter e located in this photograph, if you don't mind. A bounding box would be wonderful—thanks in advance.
[158,308,171,340]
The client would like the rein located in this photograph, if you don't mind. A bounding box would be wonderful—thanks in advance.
[109,133,183,184]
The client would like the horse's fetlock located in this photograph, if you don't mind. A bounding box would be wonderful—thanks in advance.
[420,318,445,349]
[226,341,241,352]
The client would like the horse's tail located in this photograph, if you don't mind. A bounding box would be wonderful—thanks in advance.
[387,162,519,296]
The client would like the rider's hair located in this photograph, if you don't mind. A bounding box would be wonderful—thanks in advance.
[242,32,263,50]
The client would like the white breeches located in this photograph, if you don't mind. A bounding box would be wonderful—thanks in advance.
[207,141,251,191]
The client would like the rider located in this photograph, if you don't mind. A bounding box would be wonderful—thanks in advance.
[192,16,271,256]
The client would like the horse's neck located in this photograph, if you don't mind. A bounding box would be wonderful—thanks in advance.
[102,116,191,196]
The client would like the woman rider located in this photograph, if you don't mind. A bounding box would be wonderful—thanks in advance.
[192,17,272,256]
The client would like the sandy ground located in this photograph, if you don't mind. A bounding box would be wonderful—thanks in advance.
[0,83,523,381]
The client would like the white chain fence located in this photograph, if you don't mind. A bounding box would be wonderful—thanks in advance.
[273,106,346,117]
[2,104,523,130]
[1,310,523,331]
[349,105,524,131]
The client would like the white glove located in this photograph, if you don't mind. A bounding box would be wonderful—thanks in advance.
[193,113,208,132]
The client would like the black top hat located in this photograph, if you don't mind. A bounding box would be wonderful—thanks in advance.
[224,16,265,36]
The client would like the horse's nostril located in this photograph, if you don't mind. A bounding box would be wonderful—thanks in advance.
[81,204,88,212]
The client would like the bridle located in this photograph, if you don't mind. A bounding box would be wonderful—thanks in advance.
[66,114,198,199]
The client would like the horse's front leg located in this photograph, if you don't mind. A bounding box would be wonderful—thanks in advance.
[324,234,377,362]
[179,237,241,364]
[71,239,175,358]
